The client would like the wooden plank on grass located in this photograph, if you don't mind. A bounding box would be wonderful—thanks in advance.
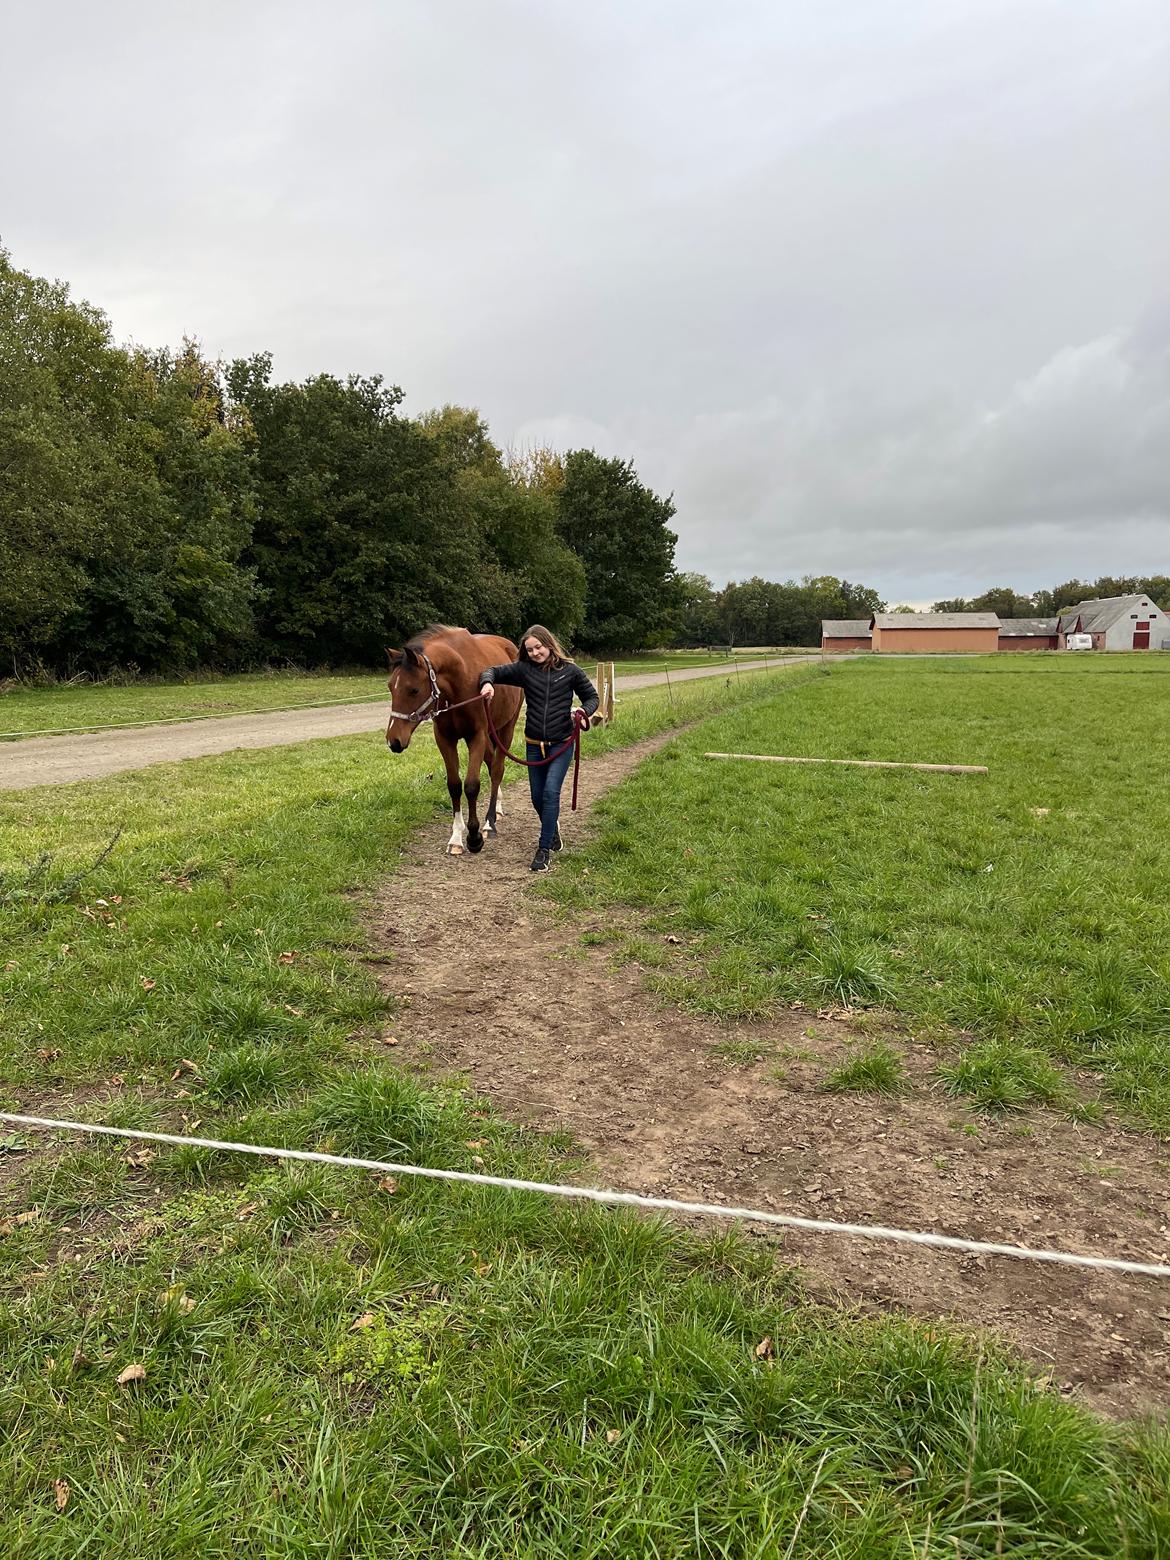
[704,752,988,775]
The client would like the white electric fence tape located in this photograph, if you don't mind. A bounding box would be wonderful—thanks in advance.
[2,1113,1168,1278]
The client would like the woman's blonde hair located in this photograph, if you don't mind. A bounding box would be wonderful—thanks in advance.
[518,624,569,666]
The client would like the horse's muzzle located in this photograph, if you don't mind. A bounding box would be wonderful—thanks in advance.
[386,737,404,754]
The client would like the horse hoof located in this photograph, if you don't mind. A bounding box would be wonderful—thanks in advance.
[467,831,484,854]
[446,844,464,857]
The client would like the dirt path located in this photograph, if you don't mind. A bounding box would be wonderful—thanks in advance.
[365,732,1170,1420]
[0,658,811,791]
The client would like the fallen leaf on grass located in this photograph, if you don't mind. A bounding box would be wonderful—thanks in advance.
[754,1336,774,1361]
[380,1036,399,1047]
[54,1478,70,1511]
[140,978,156,991]
[158,1286,195,1314]
[351,1312,377,1331]
[170,1058,200,1081]
[374,1176,397,1194]
[664,934,682,945]
[125,1149,156,1169]
[0,1208,42,1236]
[605,1429,622,1445]
[235,1203,259,1222]
[277,951,298,965]
[284,1004,304,1017]
[465,1139,488,1150]
[116,1362,147,1386]
[35,1047,62,1061]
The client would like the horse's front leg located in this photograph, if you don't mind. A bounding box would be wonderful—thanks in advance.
[436,730,467,856]
[464,731,488,854]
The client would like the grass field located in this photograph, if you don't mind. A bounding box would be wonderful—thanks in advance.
[548,655,1170,1133]
[2,661,1168,1554]
[0,653,777,740]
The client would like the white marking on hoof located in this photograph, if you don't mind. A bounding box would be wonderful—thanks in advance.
[447,813,468,855]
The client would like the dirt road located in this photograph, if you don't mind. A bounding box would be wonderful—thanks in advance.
[0,658,812,791]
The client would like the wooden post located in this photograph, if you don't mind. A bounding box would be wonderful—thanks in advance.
[594,662,616,724]
[704,752,988,775]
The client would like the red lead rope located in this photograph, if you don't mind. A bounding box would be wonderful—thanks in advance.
[485,703,590,811]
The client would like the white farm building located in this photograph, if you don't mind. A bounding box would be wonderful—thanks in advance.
[1058,595,1170,652]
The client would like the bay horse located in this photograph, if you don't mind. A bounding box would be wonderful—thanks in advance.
[385,625,523,856]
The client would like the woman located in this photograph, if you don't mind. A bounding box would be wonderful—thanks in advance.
[479,625,600,872]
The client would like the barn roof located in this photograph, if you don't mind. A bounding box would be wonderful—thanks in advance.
[870,612,1001,630]
[1057,595,1158,634]
[821,619,872,638]
[997,617,1059,637]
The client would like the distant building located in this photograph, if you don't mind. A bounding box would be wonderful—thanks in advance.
[1057,595,1170,651]
[998,617,1060,652]
[820,619,872,653]
[868,612,1001,654]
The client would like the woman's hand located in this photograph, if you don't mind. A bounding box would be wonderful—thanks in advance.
[480,683,495,703]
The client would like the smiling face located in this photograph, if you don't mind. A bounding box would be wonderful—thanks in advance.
[524,636,551,666]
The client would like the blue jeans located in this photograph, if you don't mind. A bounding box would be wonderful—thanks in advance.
[527,738,574,849]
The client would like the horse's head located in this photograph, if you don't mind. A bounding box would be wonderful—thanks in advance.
[385,645,435,752]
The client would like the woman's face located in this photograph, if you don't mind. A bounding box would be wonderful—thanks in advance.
[524,637,551,665]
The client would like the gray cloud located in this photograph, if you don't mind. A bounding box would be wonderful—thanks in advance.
[2,0,1167,600]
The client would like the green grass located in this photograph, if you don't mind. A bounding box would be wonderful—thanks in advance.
[0,654,791,740]
[2,661,1168,1552]
[0,669,389,738]
[544,655,1170,1132]
[824,1042,906,1095]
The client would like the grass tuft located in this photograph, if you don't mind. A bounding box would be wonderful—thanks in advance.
[823,1042,906,1094]
[937,1040,1073,1114]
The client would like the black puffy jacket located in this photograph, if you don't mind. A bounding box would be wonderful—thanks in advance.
[478,659,599,743]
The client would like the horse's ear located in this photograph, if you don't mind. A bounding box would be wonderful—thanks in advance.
[386,647,405,668]
[401,645,420,668]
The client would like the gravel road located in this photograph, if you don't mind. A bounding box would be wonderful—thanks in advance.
[0,658,816,791]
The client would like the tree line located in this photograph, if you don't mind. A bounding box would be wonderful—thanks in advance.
[0,250,681,673]
[932,581,1170,616]
[671,574,884,648]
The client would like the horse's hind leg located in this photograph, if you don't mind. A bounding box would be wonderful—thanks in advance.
[485,741,506,835]
[464,731,488,854]
[436,731,467,856]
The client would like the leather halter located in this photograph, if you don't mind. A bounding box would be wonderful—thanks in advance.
[387,653,448,725]
[387,653,481,727]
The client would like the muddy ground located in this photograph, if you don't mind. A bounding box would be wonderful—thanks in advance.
[366,732,1170,1420]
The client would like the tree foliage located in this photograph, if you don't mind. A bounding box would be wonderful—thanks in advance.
[936,577,1170,616]
[555,451,678,651]
[0,250,258,671]
[674,575,885,647]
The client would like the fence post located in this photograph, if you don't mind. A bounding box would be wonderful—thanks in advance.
[594,662,616,724]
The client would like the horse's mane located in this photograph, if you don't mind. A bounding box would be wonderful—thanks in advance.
[404,624,456,653]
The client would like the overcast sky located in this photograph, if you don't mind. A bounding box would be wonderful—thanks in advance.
[3,0,1167,601]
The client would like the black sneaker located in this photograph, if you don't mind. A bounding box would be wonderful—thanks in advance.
[530,847,551,873]
[550,828,563,852]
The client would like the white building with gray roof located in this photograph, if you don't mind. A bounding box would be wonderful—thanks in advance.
[1057,595,1170,651]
